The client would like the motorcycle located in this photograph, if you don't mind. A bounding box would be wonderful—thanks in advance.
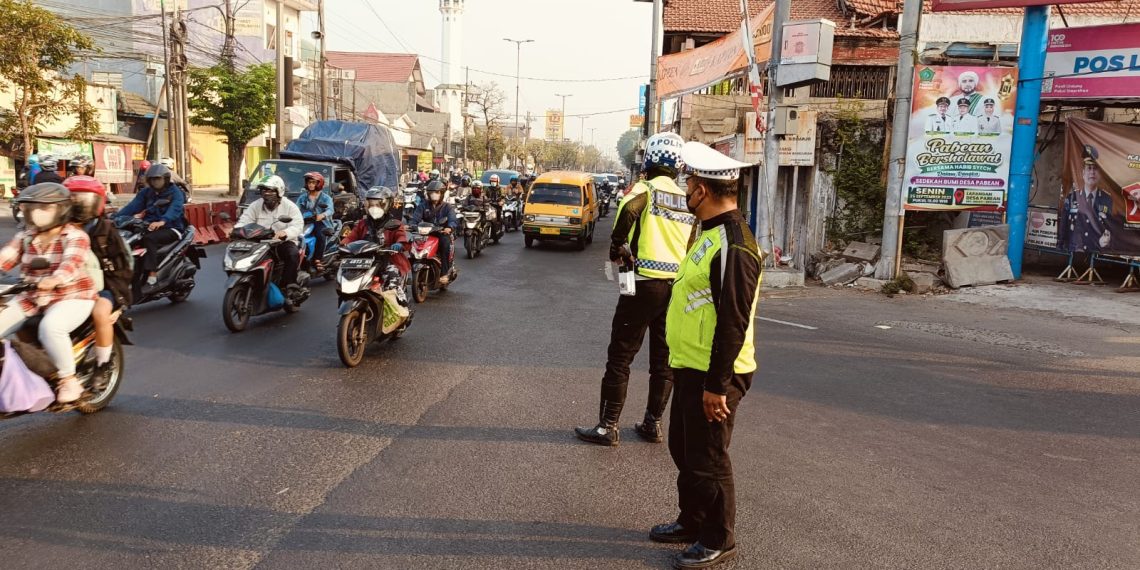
[221,218,311,332]
[461,205,491,259]
[335,237,413,367]
[409,223,458,303]
[503,196,522,232]
[302,211,342,282]
[117,216,206,305]
[599,187,612,218]
[0,259,131,416]
[402,186,421,222]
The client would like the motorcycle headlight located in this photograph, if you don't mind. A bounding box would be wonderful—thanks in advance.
[225,242,268,271]
[337,265,375,295]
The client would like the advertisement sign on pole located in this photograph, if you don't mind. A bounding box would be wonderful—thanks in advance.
[93,142,134,184]
[629,115,644,129]
[903,65,1018,211]
[544,109,564,142]
[1042,22,1140,101]
[639,84,647,116]
[655,4,775,99]
[1056,119,1140,256]
[777,109,817,166]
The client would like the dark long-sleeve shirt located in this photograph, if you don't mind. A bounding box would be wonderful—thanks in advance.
[704,210,763,394]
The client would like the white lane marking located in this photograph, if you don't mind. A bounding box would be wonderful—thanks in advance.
[756,316,818,330]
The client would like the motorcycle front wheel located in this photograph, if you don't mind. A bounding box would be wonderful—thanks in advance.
[465,234,475,259]
[223,282,252,332]
[413,268,430,303]
[337,308,368,368]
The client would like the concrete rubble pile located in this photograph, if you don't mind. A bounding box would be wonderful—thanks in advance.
[808,242,945,294]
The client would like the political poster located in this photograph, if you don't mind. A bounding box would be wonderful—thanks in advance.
[1056,119,1140,256]
[903,65,1017,212]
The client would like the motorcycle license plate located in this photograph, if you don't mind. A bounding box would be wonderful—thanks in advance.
[341,258,371,269]
[540,227,560,235]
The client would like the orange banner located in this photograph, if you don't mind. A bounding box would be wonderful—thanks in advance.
[656,4,775,100]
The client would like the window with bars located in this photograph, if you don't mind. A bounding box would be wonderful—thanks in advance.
[91,71,123,90]
[810,66,893,100]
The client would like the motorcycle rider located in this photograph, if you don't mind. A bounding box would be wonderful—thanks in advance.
[69,155,95,178]
[575,132,697,446]
[429,169,441,184]
[485,174,505,236]
[114,162,186,289]
[464,181,486,208]
[341,186,411,309]
[19,154,42,189]
[296,172,334,272]
[33,155,63,185]
[0,183,98,403]
[506,176,525,200]
[410,179,458,284]
[236,175,304,295]
[64,176,132,383]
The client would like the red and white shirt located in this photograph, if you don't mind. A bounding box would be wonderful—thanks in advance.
[1,224,97,314]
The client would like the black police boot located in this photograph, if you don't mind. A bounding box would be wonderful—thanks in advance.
[634,411,664,443]
[574,400,623,446]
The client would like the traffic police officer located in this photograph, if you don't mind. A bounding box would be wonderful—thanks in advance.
[1059,144,1113,252]
[575,132,697,446]
[649,141,762,569]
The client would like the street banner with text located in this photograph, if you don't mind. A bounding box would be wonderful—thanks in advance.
[1056,119,1140,256]
[655,3,774,100]
[1042,22,1140,101]
[903,65,1017,211]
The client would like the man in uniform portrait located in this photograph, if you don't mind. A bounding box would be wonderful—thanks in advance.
[1058,144,1114,252]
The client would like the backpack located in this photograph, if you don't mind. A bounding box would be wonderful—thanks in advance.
[85,218,135,306]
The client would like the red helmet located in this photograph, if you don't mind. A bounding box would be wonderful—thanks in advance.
[303,171,325,191]
[139,160,151,172]
[63,175,107,221]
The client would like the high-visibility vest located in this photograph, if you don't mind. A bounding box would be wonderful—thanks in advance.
[665,224,762,374]
[621,176,696,280]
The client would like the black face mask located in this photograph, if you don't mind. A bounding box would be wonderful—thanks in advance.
[686,186,705,214]
[261,192,281,210]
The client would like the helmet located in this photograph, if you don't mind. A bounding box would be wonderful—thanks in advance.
[158,157,176,169]
[364,186,397,220]
[429,169,440,180]
[71,155,94,174]
[510,176,519,184]
[425,179,445,200]
[303,171,325,191]
[17,182,72,231]
[144,163,173,191]
[63,175,107,222]
[489,174,500,185]
[28,154,39,165]
[139,160,151,172]
[642,132,685,175]
[257,175,286,208]
[39,154,58,170]
[461,175,472,187]
[471,180,483,188]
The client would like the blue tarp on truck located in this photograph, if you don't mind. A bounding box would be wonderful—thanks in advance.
[281,120,399,191]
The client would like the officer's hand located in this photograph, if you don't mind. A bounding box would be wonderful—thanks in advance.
[703,391,730,423]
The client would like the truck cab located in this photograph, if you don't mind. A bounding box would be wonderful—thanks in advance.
[242,159,360,220]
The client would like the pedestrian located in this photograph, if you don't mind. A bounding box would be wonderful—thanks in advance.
[649,141,763,569]
[574,132,697,446]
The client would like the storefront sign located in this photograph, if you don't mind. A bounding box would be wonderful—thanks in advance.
[1056,119,1140,256]
[417,151,433,172]
[656,4,774,99]
[94,142,135,184]
[629,115,644,129]
[777,109,817,166]
[1025,207,1059,249]
[36,138,93,160]
[1042,23,1140,100]
[932,0,1104,11]
[903,65,1017,212]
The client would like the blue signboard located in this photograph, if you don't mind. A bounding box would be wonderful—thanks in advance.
[639,85,648,116]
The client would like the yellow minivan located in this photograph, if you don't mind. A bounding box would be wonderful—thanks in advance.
[522,171,599,250]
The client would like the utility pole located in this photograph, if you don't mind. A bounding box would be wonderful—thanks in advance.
[274,0,286,157]
[579,116,587,144]
[462,66,469,167]
[760,0,791,261]
[646,0,663,135]
[504,37,534,170]
[220,0,236,64]
[875,0,922,280]
[318,0,328,121]
[554,93,572,141]
[160,0,174,160]
[169,6,190,183]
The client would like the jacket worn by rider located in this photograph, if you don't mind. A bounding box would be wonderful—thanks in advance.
[342,216,411,275]
[116,186,187,231]
[296,191,334,222]
[611,176,697,280]
[411,201,459,231]
[665,210,763,394]
[85,217,134,307]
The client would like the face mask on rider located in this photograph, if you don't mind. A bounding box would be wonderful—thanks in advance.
[28,206,57,229]
[429,192,441,202]
[367,206,386,219]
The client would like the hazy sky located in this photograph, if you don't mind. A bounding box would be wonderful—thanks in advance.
[324,0,654,159]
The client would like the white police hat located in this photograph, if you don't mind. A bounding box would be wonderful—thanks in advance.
[679,141,752,181]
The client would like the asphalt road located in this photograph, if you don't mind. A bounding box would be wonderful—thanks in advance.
[0,214,1136,569]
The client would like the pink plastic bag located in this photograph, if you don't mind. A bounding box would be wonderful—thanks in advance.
[0,340,55,413]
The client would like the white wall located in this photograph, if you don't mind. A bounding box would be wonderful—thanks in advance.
[920,13,1140,46]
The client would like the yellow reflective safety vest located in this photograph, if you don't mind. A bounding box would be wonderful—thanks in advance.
[619,176,697,280]
[666,221,762,374]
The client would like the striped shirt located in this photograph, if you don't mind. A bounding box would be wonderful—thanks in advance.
[2,224,97,314]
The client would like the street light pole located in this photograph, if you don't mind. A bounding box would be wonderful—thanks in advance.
[504,37,534,169]
[555,93,572,140]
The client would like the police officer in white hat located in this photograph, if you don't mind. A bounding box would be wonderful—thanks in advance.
[649,141,763,569]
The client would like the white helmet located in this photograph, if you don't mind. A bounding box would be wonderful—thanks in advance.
[257,174,286,195]
[643,132,685,175]
[159,157,176,169]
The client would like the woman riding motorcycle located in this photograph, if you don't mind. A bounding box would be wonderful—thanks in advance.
[341,187,411,308]
[296,171,334,271]
[0,183,98,403]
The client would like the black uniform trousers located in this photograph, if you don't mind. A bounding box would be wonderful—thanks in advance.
[669,367,752,551]
[600,278,673,415]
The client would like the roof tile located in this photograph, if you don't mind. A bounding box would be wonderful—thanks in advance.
[664,0,887,36]
[325,51,419,83]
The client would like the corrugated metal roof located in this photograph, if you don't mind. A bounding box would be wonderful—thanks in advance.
[325,51,419,83]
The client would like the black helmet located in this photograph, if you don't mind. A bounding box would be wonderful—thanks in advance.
[364,186,397,220]
[144,163,173,190]
[510,176,519,184]
[17,182,72,231]
[425,180,445,197]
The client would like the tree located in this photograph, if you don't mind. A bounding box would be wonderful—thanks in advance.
[187,63,276,195]
[542,140,580,170]
[616,129,640,170]
[468,125,506,169]
[0,0,97,157]
[467,82,508,166]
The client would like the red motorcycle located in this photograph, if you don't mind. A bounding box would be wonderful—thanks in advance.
[409,223,458,303]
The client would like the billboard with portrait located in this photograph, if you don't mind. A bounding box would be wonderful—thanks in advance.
[1056,119,1140,256]
[903,65,1017,211]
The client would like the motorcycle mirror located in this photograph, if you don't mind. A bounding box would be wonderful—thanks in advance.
[278,216,293,223]
[28,258,51,270]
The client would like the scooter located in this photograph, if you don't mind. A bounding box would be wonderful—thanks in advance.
[461,205,491,259]
[0,259,131,416]
[335,238,413,368]
[117,216,206,304]
[302,212,342,282]
[221,218,311,332]
[409,223,458,303]
[599,189,612,218]
[402,187,420,222]
[503,196,522,232]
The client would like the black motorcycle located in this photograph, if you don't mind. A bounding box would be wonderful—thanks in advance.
[599,186,613,218]
[461,205,491,259]
[117,216,206,304]
[221,220,311,332]
[335,238,413,367]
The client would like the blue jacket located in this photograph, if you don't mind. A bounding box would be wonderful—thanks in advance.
[296,191,334,222]
[116,186,186,231]
[412,201,458,231]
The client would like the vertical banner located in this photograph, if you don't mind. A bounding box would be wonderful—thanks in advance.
[545,110,564,142]
[903,65,1017,211]
[1056,119,1140,255]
